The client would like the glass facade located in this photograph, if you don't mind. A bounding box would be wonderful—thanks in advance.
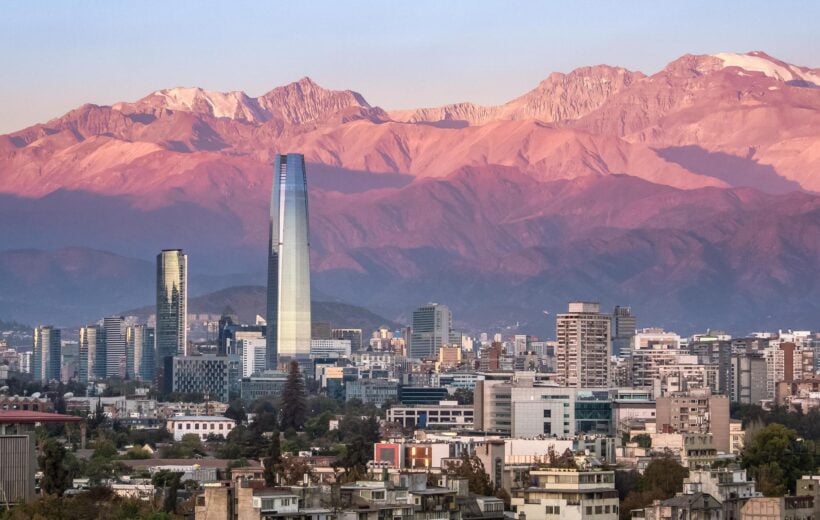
[104,316,126,379]
[266,154,311,367]
[79,324,105,382]
[127,324,155,382]
[33,326,61,383]
[156,249,187,394]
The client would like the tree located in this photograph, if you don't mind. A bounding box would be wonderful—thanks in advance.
[225,400,247,424]
[453,388,474,405]
[632,433,652,449]
[160,433,206,459]
[39,439,72,496]
[263,430,282,486]
[641,457,689,496]
[742,423,816,495]
[278,455,318,485]
[152,470,183,514]
[280,361,307,431]
[443,452,494,495]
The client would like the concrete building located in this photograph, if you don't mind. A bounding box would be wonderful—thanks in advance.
[612,306,637,357]
[332,328,363,352]
[309,339,352,358]
[239,338,267,377]
[730,353,768,405]
[387,401,474,429]
[239,371,288,403]
[345,379,400,407]
[655,389,731,453]
[555,302,612,387]
[630,329,683,387]
[740,496,814,520]
[511,466,619,520]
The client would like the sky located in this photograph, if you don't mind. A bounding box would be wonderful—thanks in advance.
[1,0,819,133]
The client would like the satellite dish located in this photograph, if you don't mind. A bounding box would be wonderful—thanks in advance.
[31,392,41,398]
[0,385,9,392]
[64,392,74,398]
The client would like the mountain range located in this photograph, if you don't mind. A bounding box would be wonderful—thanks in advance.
[1,51,819,334]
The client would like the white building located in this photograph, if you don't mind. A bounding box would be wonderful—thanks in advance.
[239,338,267,378]
[511,467,618,520]
[555,302,611,387]
[166,415,236,441]
[310,339,352,358]
[386,400,473,429]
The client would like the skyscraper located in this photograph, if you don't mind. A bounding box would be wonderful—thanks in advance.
[104,316,126,379]
[156,249,187,394]
[127,324,155,382]
[266,154,311,368]
[409,303,452,359]
[33,326,61,383]
[612,305,636,357]
[555,301,612,387]
[79,324,105,382]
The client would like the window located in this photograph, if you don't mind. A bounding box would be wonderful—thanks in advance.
[195,423,200,430]
[543,410,552,418]
[595,506,603,514]
[544,423,552,435]
[605,506,610,513]
[586,506,593,515]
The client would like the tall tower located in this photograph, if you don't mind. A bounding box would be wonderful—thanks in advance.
[33,326,61,383]
[266,154,312,368]
[555,302,612,387]
[156,249,187,394]
[104,316,126,379]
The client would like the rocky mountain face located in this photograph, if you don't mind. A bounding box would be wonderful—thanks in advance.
[1,51,819,332]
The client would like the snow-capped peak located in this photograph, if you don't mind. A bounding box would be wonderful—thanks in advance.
[712,52,820,85]
[152,87,265,121]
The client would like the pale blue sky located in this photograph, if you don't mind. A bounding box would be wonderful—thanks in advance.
[1,0,818,133]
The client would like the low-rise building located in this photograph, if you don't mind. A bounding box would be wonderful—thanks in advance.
[387,401,474,429]
[511,466,619,520]
[167,415,236,441]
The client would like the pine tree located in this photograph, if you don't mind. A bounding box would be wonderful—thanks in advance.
[280,360,307,431]
[263,430,282,486]
[39,439,71,496]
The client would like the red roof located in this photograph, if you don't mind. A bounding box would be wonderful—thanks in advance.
[0,410,83,424]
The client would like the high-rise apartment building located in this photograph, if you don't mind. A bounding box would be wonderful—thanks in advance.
[126,325,155,382]
[79,324,105,382]
[409,304,452,359]
[104,316,126,379]
[630,329,683,387]
[156,249,187,394]
[730,353,767,405]
[33,326,61,383]
[612,305,637,357]
[555,302,612,387]
[266,154,312,368]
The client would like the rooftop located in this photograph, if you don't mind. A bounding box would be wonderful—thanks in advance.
[0,410,82,424]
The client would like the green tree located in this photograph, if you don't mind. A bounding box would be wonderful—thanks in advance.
[39,439,72,496]
[225,400,247,424]
[280,361,307,431]
[453,388,474,405]
[632,433,652,449]
[159,433,206,459]
[263,431,282,486]
[640,457,689,496]
[443,452,494,495]
[742,423,815,495]
[152,470,183,514]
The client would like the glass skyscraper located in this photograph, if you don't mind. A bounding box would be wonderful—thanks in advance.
[156,249,187,394]
[266,153,312,368]
[33,325,61,383]
[104,316,126,379]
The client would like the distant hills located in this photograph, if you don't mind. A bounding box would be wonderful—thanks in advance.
[2,51,820,333]
[123,285,403,333]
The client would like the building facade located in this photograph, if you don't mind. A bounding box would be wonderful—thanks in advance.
[409,304,452,360]
[33,326,61,383]
[266,153,312,367]
[156,249,188,394]
[555,302,612,387]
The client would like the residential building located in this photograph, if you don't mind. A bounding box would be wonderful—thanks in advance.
[33,326,60,383]
[239,338,267,377]
[555,302,612,387]
[266,153,312,367]
[655,389,731,453]
[79,324,104,383]
[332,328,363,352]
[740,496,814,520]
[127,325,155,382]
[730,353,768,405]
[612,305,637,357]
[511,466,619,520]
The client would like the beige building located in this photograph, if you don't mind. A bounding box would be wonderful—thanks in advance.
[740,496,814,520]
[511,466,618,520]
[655,389,730,453]
[555,302,611,387]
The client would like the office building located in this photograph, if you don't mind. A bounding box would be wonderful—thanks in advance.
[79,324,105,382]
[33,326,60,383]
[730,353,768,405]
[332,328,363,352]
[309,339,351,358]
[172,355,240,403]
[555,302,612,387]
[612,305,636,357]
[266,153,312,367]
[156,249,187,394]
[127,325,155,382]
[345,379,399,406]
[386,401,474,429]
[409,304,452,359]
[240,371,289,404]
[104,316,126,379]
